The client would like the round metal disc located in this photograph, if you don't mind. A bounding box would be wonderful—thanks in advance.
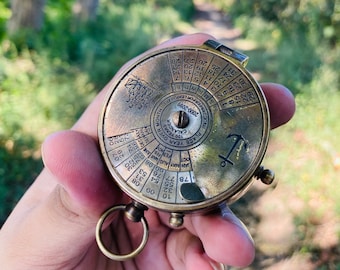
[98,44,270,213]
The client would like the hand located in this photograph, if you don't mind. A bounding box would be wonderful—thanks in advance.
[0,33,295,270]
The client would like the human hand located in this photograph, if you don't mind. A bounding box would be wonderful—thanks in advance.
[0,33,295,270]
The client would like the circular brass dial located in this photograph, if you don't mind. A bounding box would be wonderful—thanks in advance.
[98,42,270,214]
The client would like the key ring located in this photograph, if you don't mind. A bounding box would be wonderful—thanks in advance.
[95,205,149,261]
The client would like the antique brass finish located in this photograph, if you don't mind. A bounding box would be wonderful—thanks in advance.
[124,201,148,222]
[96,40,274,260]
[169,212,184,227]
[95,205,149,261]
[254,165,275,185]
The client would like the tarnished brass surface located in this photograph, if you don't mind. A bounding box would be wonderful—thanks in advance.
[98,41,270,214]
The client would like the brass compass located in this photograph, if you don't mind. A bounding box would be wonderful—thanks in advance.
[96,40,275,261]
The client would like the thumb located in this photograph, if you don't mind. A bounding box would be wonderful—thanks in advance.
[40,130,120,247]
[42,130,118,217]
[1,131,119,267]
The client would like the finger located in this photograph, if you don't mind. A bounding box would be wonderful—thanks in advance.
[261,83,295,129]
[1,130,116,219]
[73,36,295,139]
[0,131,119,267]
[166,229,217,270]
[42,130,120,215]
[186,208,255,267]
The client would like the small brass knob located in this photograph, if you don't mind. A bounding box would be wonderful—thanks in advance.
[169,212,184,227]
[254,166,275,185]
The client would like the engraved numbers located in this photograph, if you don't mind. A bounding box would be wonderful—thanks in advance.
[191,52,213,84]
[168,52,183,82]
[183,51,197,82]
[101,47,265,207]
[167,49,259,111]
[106,131,197,203]
[159,172,176,202]
[125,78,154,109]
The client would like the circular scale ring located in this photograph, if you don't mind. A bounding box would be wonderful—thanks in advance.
[98,41,270,214]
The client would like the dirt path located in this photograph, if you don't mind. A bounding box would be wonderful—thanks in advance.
[187,2,339,269]
[192,1,241,47]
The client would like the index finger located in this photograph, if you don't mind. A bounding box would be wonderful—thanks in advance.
[72,34,295,137]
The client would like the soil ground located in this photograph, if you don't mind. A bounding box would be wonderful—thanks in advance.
[183,1,340,269]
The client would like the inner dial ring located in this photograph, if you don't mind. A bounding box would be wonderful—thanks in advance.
[151,93,212,151]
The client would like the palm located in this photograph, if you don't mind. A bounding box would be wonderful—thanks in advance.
[1,131,250,270]
[68,196,199,270]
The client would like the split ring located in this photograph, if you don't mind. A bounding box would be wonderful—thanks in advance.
[95,205,149,261]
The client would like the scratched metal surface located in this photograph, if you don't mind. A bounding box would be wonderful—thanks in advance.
[98,44,269,213]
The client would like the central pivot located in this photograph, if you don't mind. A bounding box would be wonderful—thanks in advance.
[172,111,190,128]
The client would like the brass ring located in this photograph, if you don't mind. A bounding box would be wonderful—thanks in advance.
[95,205,149,261]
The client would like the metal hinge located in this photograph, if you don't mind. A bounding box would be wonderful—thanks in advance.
[204,39,249,67]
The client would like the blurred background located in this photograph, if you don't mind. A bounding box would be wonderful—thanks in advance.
[0,0,339,269]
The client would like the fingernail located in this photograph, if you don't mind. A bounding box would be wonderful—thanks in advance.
[219,203,254,244]
[209,258,227,270]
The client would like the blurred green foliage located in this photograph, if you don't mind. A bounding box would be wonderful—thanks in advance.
[209,0,340,268]
[7,0,194,89]
[218,0,339,94]
[0,0,194,225]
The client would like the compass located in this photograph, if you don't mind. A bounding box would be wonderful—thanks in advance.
[96,40,275,261]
